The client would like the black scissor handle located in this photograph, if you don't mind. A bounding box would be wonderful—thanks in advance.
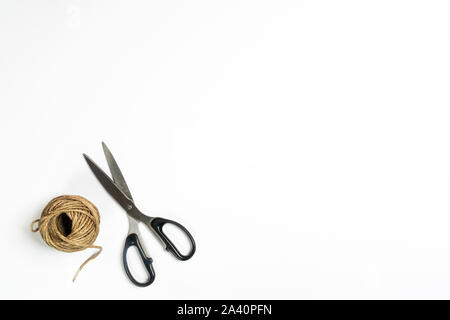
[123,233,156,287]
[150,217,196,261]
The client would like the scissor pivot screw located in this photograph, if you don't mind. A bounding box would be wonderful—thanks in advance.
[127,205,133,210]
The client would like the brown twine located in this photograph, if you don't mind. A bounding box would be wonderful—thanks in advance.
[31,195,102,282]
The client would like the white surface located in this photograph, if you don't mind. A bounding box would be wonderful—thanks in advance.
[1,1,450,299]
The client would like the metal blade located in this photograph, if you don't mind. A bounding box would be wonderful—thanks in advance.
[83,154,134,211]
[102,142,133,200]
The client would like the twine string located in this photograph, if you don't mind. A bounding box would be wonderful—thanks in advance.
[31,195,102,282]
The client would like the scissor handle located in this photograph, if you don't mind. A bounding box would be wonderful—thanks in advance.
[150,217,196,261]
[122,233,156,287]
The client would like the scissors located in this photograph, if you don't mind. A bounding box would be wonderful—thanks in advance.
[83,142,196,287]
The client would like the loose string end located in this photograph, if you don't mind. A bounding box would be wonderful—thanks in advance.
[72,245,103,283]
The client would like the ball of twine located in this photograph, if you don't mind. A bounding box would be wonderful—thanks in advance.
[31,195,102,282]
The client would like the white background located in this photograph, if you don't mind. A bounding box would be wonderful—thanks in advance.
[1,0,450,299]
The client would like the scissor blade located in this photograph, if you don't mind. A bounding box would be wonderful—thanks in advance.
[83,154,134,211]
[102,142,133,201]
